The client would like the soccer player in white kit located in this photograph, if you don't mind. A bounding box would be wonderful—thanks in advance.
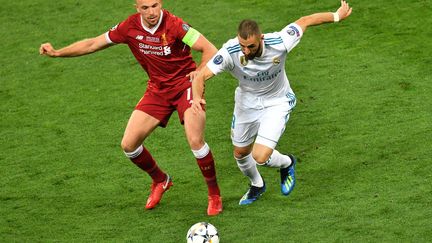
[192,1,352,205]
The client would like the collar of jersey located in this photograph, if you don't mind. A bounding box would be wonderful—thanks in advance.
[140,10,164,35]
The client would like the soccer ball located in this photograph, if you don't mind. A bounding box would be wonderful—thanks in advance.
[186,222,219,243]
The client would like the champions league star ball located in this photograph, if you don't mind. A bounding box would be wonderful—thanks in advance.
[186,222,219,243]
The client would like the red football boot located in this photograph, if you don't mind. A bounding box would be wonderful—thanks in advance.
[207,195,223,216]
[145,174,173,209]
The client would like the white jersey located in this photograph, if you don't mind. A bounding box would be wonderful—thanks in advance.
[207,23,303,101]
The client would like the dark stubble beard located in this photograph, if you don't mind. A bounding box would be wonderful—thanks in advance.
[245,41,263,60]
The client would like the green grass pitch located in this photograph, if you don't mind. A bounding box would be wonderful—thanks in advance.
[1,0,431,242]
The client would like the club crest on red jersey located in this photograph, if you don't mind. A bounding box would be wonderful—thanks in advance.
[161,33,168,46]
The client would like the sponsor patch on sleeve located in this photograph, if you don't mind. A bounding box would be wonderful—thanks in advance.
[287,25,300,37]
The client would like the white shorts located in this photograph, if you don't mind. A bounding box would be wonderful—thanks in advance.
[231,90,296,149]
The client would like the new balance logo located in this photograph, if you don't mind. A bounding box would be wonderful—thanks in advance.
[135,35,144,40]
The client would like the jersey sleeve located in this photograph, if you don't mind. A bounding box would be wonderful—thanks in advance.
[206,46,233,75]
[279,23,303,53]
[167,13,202,48]
[170,15,191,41]
[105,19,129,44]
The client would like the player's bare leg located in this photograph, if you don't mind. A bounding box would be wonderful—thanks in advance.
[121,110,172,209]
[183,108,206,151]
[122,110,159,151]
[251,143,273,165]
[184,108,222,216]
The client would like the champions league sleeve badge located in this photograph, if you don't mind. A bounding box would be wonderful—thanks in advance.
[182,23,190,31]
[110,24,119,31]
[213,55,224,65]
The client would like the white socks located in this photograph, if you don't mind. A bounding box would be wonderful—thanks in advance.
[263,150,292,169]
[124,145,143,159]
[191,143,210,159]
[236,150,292,187]
[236,153,264,187]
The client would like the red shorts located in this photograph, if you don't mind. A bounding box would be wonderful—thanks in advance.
[135,85,193,127]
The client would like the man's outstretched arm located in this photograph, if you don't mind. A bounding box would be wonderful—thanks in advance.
[183,27,218,81]
[39,33,112,58]
[190,34,218,71]
[295,0,353,33]
[191,65,215,113]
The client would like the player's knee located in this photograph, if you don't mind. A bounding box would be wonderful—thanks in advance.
[122,144,144,159]
[121,138,137,153]
[233,150,250,159]
[188,136,204,150]
[252,152,270,165]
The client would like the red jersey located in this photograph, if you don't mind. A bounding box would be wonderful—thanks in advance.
[106,10,196,92]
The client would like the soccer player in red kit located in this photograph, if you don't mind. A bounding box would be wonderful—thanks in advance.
[39,0,222,216]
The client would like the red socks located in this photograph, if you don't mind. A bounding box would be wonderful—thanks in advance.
[127,144,220,196]
[130,146,166,183]
[196,151,220,196]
